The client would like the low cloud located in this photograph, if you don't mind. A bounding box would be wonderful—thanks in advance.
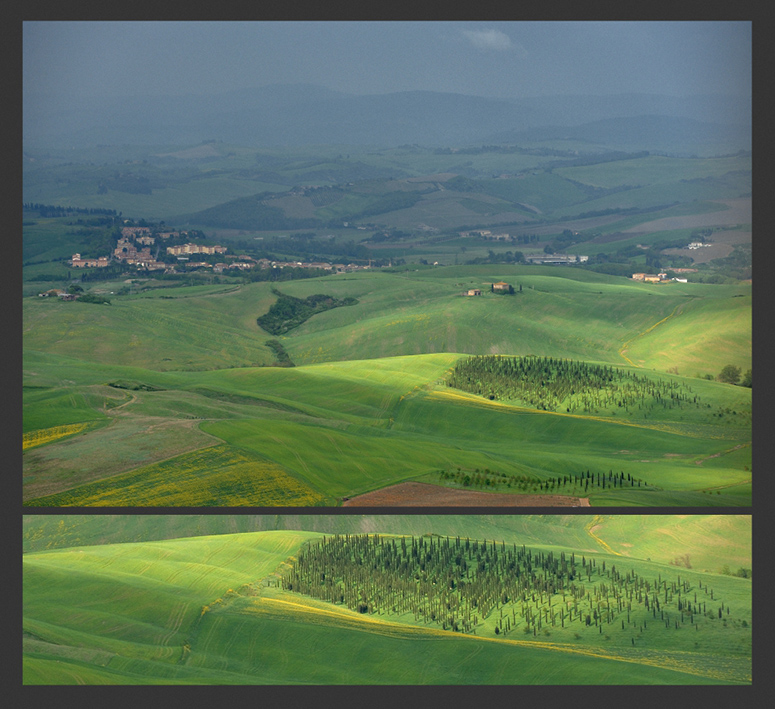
[462,29,513,51]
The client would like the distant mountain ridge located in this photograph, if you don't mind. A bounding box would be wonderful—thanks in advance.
[24,83,751,153]
[485,115,751,154]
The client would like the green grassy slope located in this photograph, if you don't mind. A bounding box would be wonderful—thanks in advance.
[23,267,751,506]
[23,531,312,683]
[23,347,750,506]
[23,268,752,375]
[23,352,750,506]
[23,514,752,574]
[580,515,752,572]
[270,269,752,377]
[623,294,751,373]
[23,283,280,371]
[23,519,752,685]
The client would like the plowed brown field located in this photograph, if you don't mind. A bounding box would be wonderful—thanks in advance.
[342,481,590,507]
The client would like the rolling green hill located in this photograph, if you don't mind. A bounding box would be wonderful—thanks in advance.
[23,267,751,506]
[22,350,751,506]
[24,268,751,372]
[22,514,752,574]
[24,144,750,226]
[23,516,752,685]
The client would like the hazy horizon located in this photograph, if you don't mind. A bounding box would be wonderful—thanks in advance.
[25,21,751,101]
[23,21,752,151]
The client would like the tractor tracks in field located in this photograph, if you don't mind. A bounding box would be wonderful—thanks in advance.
[619,301,687,367]
[585,515,623,556]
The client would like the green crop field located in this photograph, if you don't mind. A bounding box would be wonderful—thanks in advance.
[23,514,752,685]
[23,264,751,506]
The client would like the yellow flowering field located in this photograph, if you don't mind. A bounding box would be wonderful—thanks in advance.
[24,444,326,507]
[23,422,96,451]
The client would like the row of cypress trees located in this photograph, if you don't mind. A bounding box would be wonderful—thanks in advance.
[437,467,653,492]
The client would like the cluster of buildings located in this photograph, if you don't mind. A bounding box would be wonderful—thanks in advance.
[68,227,228,272]
[69,254,110,268]
[38,289,79,299]
[210,258,370,274]
[459,229,511,240]
[62,218,396,278]
[632,272,667,283]
[631,272,689,284]
[69,227,170,270]
[166,243,228,256]
[525,254,588,264]
[120,226,186,241]
[120,226,152,239]
[113,237,166,270]
[463,281,512,296]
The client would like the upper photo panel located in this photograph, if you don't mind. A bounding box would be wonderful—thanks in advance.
[22,21,752,507]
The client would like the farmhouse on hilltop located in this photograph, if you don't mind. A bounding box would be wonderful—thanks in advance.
[632,273,668,283]
[492,281,511,292]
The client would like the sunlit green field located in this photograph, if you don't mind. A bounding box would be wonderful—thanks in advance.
[23,351,750,506]
[23,268,753,373]
[23,515,752,685]
[23,268,751,506]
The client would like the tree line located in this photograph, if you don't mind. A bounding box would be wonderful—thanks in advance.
[257,289,358,336]
[24,202,119,217]
[436,467,653,494]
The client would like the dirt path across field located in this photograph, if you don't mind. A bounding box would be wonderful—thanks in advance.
[342,481,590,507]
[694,442,750,465]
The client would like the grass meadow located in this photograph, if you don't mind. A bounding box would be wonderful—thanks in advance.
[23,516,752,685]
[23,267,751,506]
[22,352,750,505]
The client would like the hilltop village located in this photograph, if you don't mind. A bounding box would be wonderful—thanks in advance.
[66,224,373,276]
[31,207,719,304]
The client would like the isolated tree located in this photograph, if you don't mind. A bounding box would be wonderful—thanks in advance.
[717,365,741,385]
[740,369,752,387]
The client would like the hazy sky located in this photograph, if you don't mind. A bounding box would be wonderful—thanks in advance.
[24,21,751,101]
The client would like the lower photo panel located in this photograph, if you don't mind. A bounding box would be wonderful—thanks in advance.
[23,513,751,685]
